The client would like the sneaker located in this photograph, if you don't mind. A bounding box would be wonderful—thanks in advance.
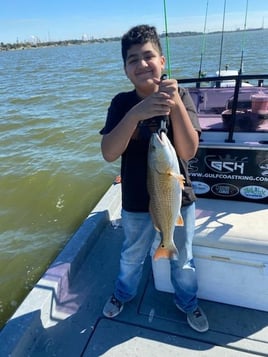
[103,294,123,318]
[186,307,209,333]
[176,304,209,333]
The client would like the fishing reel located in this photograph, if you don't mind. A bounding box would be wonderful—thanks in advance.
[158,74,169,135]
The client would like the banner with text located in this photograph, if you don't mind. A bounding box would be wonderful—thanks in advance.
[189,147,268,203]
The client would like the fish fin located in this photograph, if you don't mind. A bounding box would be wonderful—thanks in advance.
[154,225,161,232]
[176,215,184,226]
[168,172,185,189]
[178,175,185,189]
[149,207,161,232]
[153,243,179,261]
[168,171,177,177]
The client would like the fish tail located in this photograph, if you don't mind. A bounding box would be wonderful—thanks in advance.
[153,244,179,261]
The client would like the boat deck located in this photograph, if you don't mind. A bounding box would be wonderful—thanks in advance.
[188,86,268,132]
[0,183,268,356]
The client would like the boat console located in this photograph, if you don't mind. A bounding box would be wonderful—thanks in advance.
[178,74,268,204]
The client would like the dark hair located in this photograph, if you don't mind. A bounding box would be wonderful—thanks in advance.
[121,25,162,65]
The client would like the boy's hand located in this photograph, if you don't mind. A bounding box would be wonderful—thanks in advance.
[157,78,180,106]
[131,77,179,121]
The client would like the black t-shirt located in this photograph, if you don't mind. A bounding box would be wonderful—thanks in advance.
[100,87,201,212]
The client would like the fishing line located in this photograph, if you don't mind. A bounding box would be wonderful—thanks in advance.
[163,0,172,78]
[198,0,209,78]
[239,0,249,74]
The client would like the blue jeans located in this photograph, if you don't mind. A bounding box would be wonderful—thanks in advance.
[114,202,198,313]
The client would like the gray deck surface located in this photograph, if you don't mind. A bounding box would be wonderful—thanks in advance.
[0,183,267,356]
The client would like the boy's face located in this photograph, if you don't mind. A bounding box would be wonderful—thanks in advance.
[124,42,165,96]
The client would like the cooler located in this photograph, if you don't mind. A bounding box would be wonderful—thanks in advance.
[151,198,268,312]
[251,92,268,115]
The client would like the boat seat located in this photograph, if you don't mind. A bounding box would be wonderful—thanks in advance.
[194,198,268,255]
[188,89,202,113]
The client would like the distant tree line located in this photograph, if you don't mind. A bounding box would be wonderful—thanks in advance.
[0,28,264,51]
[0,32,204,51]
[0,37,121,51]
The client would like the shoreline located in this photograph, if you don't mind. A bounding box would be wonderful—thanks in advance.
[1,27,266,52]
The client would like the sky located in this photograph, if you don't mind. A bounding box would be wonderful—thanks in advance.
[1,0,268,44]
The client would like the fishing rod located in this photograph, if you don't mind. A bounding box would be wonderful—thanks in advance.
[198,0,209,78]
[218,0,227,77]
[239,0,249,75]
[163,0,172,78]
[157,0,172,135]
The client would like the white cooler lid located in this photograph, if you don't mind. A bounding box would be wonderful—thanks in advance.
[194,198,268,255]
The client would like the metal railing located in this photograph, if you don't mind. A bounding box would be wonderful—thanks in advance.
[177,74,268,142]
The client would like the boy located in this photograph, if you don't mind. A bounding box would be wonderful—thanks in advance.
[100,25,209,333]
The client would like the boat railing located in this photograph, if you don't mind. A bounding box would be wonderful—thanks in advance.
[177,74,268,88]
[177,74,268,142]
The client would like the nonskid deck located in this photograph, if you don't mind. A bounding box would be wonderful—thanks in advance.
[0,183,267,356]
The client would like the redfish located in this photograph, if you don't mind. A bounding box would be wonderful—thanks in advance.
[147,131,184,260]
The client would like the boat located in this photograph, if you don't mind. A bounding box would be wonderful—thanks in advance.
[1,0,268,352]
[0,70,267,355]
[213,68,253,87]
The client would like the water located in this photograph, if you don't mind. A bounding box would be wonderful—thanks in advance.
[0,30,267,328]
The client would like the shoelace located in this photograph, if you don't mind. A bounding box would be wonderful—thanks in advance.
[111,296,122,308]
[193,309,202,318]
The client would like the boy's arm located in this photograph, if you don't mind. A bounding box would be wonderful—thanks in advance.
[101,89,173,162]
[158,79,199,161]
[101,110,139,162]
[170,97,199,161]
